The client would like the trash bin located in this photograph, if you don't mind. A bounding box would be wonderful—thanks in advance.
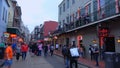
[104,52,116,68]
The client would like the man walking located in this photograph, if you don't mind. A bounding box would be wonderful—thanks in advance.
[4,43,13,68]
[69,44,79,68]
[21,42,28,60]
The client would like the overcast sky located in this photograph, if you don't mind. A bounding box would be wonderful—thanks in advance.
[16,0,62,32]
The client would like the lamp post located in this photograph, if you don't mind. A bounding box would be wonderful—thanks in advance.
[117,36,120,46]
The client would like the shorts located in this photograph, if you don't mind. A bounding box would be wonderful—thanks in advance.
[4,59,13,66]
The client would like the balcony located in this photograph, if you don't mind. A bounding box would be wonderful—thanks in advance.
[63,1,120,32]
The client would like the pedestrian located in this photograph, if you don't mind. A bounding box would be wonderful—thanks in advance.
[12,42,17,56]
[62,45,66,63]
[89,45,94,60]
[69,43,79,68]
[64,45,71,68]
[38,42,43,56]
[49,43,54,56]
[79,45,84,58]
[55,43,59,50]
[0,42,5,59]
[43,44,48,57]
[30,42,36,57]
[4,43,13,68]
[21,42,28,60]
[93,44,99,66]
[0,42,6,67]
[15,43,21,61]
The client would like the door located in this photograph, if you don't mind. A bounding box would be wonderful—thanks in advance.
[104,37,115,52]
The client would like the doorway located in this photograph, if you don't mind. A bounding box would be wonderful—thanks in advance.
[103,37,115,52]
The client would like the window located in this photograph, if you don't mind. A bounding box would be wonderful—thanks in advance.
[85,4,91,15]
[2,7,5,21]
[59,22,61,27]
[66,16,69,23]
[67,0,69,9]
[63,20,65,24]
[81,8,85,16]
[70,15,72,22]
[63,3,65,12]
[72,0,75,4]
[5,10,7,23]
[59,7,62,15]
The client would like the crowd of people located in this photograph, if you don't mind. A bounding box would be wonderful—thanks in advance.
[61,43,99,68]
[0,40,100,68]
[0,41,29,68]
[29,42,55,57]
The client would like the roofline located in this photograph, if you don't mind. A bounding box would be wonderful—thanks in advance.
[58,0,65,7]
[5,0,10,7]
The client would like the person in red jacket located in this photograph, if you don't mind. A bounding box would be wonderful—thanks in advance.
[21,42,28,60]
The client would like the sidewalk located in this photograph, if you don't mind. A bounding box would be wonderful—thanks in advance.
[54,50,105,68]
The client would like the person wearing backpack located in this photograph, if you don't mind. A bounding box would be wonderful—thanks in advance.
[50,43,54,56]
[62,45,67,63]
[69,44,79,68]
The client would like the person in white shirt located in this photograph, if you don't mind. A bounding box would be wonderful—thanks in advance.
[55,43,59,50]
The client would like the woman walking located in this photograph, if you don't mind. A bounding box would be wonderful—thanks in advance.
[15,43,21,61]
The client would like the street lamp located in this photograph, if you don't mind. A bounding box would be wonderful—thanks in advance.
[117,36,120,43]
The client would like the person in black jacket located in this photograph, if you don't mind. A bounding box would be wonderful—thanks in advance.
[69,44,79,68]
[43,45,48,57]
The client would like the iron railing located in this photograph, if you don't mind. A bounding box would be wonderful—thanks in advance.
[63,1,120,32]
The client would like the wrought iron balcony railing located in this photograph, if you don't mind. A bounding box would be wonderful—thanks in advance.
[63,1,120,32]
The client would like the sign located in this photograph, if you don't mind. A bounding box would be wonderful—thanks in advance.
[4,32,10,37]
[10,34,17,38]
[70,48,79,58]
[98,27,109,37]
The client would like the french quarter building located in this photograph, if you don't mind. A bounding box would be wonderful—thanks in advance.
[0,0,10,42]
[58,0,120,59]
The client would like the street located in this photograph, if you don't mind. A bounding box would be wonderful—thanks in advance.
[10,52,88,68]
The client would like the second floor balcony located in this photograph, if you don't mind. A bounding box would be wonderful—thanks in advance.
[62,1,120,32]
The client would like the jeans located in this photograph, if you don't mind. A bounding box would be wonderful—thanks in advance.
[38,50,42,56]
[22,52,27,60]
[94,54,99,66]
[65,58,70,68]
[16,53,20,60]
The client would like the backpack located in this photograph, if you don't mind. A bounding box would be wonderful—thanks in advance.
[62,46,68,56]
[50,45,54,50]
[70,47,80,58]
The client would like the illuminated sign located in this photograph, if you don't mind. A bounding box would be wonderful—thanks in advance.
[10,34,17,38]
[98,27,109,37]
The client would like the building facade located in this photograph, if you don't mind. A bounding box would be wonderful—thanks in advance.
[7,0,23,43]
[58,0,120,59]
[0,0,10,42]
